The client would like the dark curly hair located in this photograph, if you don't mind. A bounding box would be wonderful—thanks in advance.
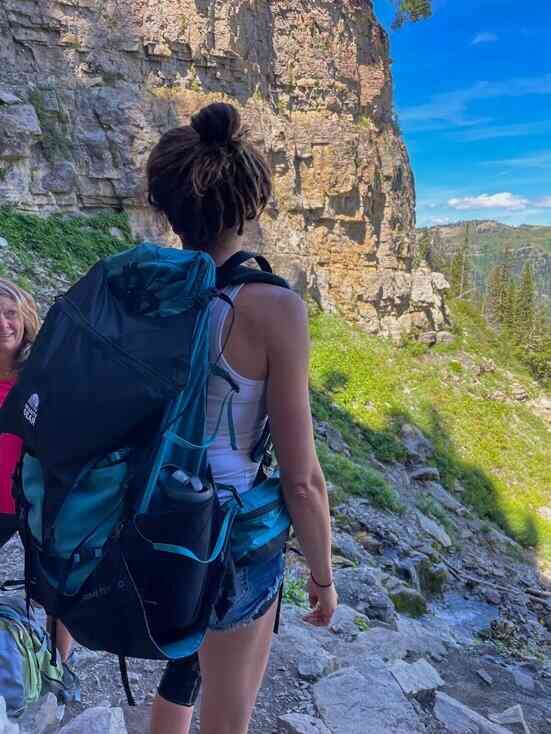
[147,102,272,248]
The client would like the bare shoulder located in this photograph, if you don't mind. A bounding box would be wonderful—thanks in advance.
[237,284,307,336]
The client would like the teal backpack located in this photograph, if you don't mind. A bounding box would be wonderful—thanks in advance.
[0,246,291,704]
[0,595,78,717]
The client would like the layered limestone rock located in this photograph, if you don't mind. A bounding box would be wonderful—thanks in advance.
[0,0,448,337]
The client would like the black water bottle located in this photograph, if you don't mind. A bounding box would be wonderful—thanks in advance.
[148,469,216,636]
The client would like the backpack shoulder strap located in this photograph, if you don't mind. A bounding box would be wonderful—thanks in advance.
[215,251,289,467]
[216,251,289,290]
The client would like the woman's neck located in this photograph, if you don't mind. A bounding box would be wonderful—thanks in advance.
[0,353,16,380]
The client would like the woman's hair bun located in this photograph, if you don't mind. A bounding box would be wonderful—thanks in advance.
[191,102,242,147]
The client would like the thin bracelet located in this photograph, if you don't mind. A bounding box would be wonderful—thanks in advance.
[310,572,334,588]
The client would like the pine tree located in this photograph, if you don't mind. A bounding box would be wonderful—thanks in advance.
[515,262,536,339]
[502,278,517,333]
[448,223,473,299]
[485,264,505,325]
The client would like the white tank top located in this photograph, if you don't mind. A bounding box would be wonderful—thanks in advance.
[206,285,267,495]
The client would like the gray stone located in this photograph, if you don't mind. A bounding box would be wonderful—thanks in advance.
[335,566,396,623]
[425,481,467,515]
[415,510,452,548]
[484,589,502,606]
[339,627,408,662]
[313,666,423,734]
[400,424,434,463]
[0,237,8,249]
[0,104,42,160]
[409,466,441,482]
[389,585,427,618]
[418,331,438,345]
[390,658,444,695]
[109,226,126,240]
[434,692,512,734]
[331,531,366,564]
[477,669,494,686]
[511,668,535,691]
[278,713,332,734]
[437,330,455,343]
[297,648,338,682]
[395,617,448,661]
[0,696,19,734]
[0,88,21,105]
[59,707,127,734]
[329,604,370,639]
[489,705,530,734]
[34,694,58,734]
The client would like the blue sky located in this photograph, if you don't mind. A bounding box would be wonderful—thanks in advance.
[374,0,551,227]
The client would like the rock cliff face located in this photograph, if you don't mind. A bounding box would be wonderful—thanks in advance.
[0,0,448,337]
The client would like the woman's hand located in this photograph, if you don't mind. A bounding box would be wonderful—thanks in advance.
[304,576,338,627]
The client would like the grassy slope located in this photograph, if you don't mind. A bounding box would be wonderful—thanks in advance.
[0,208,133,282]
[310,301,551,561]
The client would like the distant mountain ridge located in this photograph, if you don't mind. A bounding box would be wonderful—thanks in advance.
[418,220,551,306]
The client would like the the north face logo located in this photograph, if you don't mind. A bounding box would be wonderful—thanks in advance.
[23,393,39,427]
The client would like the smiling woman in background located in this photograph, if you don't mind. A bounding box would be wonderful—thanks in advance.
[0,278,73,661]
[0,278,39,546]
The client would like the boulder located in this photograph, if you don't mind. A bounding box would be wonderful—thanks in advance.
[395,617,448,660]
[329,604,370,639]
[0,697,19,734]
[313,666,423,734]
[59,707,127,734]
[278,714,332,733]
[425,482,467,515]
[337,628,408,663]
[400,424,434,464]
[297,648,338,682]
[434,692,512,734]
[511,383,529,401]
[388,585,428,618]
[390,658,444,696]
[415,510,452,548]
[409,466,441,482]
[335,566,396,624]
[511,668,535,692]
[331,531,366,564]
[489,705,530,734]
[19,694,58,734]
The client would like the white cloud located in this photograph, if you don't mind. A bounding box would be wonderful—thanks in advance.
[448,193,530,211]
[399,74,551,131]
[447,192,551,212]
[471,32,498,45]
[430,217,452,225]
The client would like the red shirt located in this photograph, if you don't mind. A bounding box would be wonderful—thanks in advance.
[0,379,21,514]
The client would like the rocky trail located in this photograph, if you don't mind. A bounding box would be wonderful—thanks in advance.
[2,423,551,734]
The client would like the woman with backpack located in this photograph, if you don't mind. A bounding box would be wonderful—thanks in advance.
[147,102,338,734]
[0,278,73,662]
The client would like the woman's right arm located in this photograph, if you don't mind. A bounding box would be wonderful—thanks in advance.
[263,289,337,626]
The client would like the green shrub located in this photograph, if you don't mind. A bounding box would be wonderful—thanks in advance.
[317,442,404,514]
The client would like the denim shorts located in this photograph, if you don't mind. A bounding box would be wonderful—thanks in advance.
[209,550,286,631]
